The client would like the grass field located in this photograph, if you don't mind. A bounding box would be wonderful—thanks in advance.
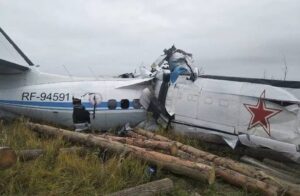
[0,119,259,195]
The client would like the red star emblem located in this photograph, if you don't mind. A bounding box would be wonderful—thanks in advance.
[244,90,281,136]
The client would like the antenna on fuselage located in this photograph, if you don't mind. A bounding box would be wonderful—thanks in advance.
[0,27,34,66]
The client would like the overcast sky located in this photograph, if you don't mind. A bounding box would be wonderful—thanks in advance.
[0,0,299,80]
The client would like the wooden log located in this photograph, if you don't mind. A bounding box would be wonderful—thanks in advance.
[0,147,17,169]
[132,128,263,178]
[59,147,88,155]
[126,131,148,140]
[171,130,226,145]
[130,145,215,184]
[97,129,300,195]
[108,178,173,196]
[241,156,300,184]
[27,122,215,184]
[174,149,281,195]
[263,158,300,177]
[133,128,170,142]
[17,149,44,161]
[97,135,178,155]
[215,166,280,196]
[17,147,88,162]
[241,156,300,196]
[132,128,300,195]
[95,130,285,195]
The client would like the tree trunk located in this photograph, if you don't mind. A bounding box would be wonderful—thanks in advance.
[17,149,44,161]
[27,122,215,184]
[102,132,292,196]
[174,148,281,196]
[96,135,178,155]
[132,128,300,194]
[133,128,170,142]
[0,147,17,169]
[132,128,262,177]
[91,132,292,195]
[263,158,300,177]
[241,156,300,185]
[108,178,174,196]
[119,132,286,195]
[127,131,148,140]
[171,130,226,145]
[241,156,300,196]
[59,147,88,155]
[215,166,280,196]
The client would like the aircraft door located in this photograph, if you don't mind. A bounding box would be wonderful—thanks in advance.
[197,92,238,134]
[72,92,104,131]
[170,83,200,120]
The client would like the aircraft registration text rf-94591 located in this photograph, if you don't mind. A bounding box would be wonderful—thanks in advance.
[21,92,71,102]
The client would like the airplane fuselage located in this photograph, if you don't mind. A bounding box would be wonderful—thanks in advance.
[152,75,300,161]
[1,26,300,162]
[164,76,300,141]
[0,69,148,130]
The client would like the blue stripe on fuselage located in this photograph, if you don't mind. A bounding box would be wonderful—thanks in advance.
[0,100,135,110]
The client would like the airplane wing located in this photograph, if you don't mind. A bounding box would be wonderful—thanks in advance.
[0,59,29,74]
[199,75,300,103]
[116,78,153,89]
[0,27,33,74]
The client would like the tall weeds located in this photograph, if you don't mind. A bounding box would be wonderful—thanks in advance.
[0,119,150,195]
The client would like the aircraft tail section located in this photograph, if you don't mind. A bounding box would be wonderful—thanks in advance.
[0,27,33,74]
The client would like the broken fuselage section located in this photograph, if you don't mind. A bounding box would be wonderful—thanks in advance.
[143,48,300,163]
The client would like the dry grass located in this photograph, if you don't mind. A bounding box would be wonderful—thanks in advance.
[0,118,259,195]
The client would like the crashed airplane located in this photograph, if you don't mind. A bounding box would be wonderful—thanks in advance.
[0,27,300,163]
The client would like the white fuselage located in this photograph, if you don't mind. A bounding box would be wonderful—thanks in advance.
[0,68,148,130]
[154,75,300,161]
[163,77,300,142]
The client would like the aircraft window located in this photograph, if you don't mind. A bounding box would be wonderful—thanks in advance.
[132,99,142,109]
[108,99,117,110]
[121,99,130,109]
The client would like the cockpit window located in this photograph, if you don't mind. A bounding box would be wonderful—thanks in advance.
[108,99,117,110]
[120,99,130,109]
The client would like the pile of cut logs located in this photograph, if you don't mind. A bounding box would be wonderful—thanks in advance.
[1,122,300,196]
